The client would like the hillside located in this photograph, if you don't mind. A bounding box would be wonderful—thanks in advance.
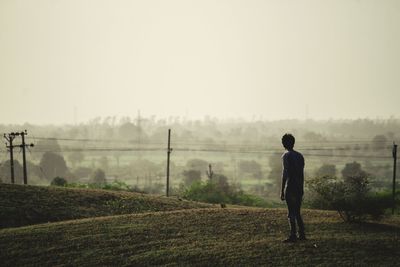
[1,208,399,266]
[0,183,210,228]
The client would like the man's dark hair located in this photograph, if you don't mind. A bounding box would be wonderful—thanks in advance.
[282,133,295,150]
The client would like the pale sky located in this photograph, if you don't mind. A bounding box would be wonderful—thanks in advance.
[0,0,399,124]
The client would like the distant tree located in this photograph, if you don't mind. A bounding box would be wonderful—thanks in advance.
[130,159,160,179]
[98,156,109,171]
[67,151,85,168]
[213,174,230,193]
[186,159,208,173]
[371,135,388,151]
[238,160,261,175]
[183,170,201,186]
[113,151,123,167]
[34,139,62,160]
[238,160,263,180]
[341,161,368,180]
[39,152,69,181]
[303,131,326,142]
[0,160,23,184]
[90,169,106,184]
[51,177,67,186]
[118,122,139,140]
[315,164,337,177]
[267,152,283,193]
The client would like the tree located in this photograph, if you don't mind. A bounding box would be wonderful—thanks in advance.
[186,159,208,173]
[0,160,23,184]
[39,152,69,181]
[183,170,201,186]
[90,169,106,184]
[315,164,337,177]
[267,152,283,193]
[118,122,140,140]
[67,151,85,168]
[238,160,263,181]
[98,156,109,171]
[238,160,262,175]
[371,135,388,151]
[34,139,62,160]
[341,161,368,180]
[51,177,67,186]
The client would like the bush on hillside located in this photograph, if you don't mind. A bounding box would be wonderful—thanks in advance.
[183,175,270,207]
[50,177,68,187]
[307,175,394,222]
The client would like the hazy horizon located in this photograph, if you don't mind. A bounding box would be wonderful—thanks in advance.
[1,0,399,125]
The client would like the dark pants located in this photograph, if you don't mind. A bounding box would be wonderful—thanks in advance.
[285,193,305,237]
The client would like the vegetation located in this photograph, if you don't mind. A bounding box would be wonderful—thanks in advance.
[183,175,271,208]
[50,176,67,186]
[307,175,396,222]
[0,208,399,266]
[0,183,210,228]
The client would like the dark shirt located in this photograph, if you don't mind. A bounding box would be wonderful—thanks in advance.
[282,150,305,196]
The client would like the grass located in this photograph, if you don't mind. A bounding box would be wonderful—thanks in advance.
[1,208,399,266]
[0,183,210,228]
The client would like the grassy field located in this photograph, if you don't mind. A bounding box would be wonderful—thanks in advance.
[0,183,210,228]
[1,184,399,266]
[1,208,399,266]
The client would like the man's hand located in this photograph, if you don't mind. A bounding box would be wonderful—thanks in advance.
[280,191,285,201]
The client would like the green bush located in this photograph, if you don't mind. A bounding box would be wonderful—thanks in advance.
[183,179,270,208]
[50,177,68,187]
[307,175,395,222]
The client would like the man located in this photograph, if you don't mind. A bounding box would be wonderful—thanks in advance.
[280,133,306,243]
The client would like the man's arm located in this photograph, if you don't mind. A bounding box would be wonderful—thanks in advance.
[281,154,288,201]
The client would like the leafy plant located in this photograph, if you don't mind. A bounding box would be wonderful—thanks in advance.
[50,176,68,187]
[307,175,395,222]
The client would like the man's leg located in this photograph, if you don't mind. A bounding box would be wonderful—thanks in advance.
[284,194,297,242]
[295,196,306,240]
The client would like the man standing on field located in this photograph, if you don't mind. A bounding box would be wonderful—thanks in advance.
[280,133,306,243]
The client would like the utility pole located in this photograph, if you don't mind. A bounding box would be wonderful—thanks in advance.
[20,130,34,185]
[137,110,142,159]
[392,142,397,215]
[206,164,214,180]
[4,133,17,184]
[166,129,172,197]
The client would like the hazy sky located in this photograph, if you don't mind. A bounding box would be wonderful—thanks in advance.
[1,0,399,124]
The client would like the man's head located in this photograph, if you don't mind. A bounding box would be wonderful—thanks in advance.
[282,133,295,150]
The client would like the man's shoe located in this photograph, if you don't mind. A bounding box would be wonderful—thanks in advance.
[282,236,297,243]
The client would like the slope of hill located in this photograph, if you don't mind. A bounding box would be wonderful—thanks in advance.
[1,208,399,266]
[0,183,210,228]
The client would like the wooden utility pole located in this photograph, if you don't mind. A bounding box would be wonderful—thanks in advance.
[4,131,34,185]
[392,142,397,215]
[20,130,34,185]
[4,133,17,184]
[166,129,172,197]
[206,164,214,180]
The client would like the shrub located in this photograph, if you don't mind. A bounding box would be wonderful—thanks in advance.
[101,180,130,191]
[307,175,394,222]
[183,178,270,208]
[50,177,68,187]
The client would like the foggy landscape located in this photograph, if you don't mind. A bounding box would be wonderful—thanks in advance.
[1,0,399,266]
